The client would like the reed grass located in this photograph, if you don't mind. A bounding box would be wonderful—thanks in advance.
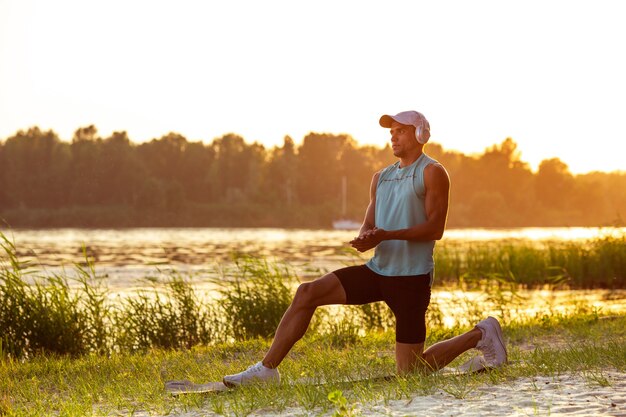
[434,234,626,288]
[0,232,300,357]
[112,273,223,351]
[0,234,100,357]
[216,255,297,340]
[2,231,626,358]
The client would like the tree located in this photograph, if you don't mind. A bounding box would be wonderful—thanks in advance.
[210,134,262,203]
[264,136,298,206]
[338,142,377,218]
[136,133,188,183]
[1,127,70,208]
[178,141,216,204]
[535,158,574,210]
[135,133,192,211]
[97,131,142,205]
[1,122,625,228]
[69,125,102,205]
[296,133,352,205]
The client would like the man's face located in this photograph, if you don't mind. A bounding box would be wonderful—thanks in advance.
[389,121,419,158]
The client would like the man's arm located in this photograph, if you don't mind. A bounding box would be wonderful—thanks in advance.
[383,163,450,241]
[351,163,450,252]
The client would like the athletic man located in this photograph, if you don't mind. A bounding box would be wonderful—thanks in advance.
[223,111,507,386]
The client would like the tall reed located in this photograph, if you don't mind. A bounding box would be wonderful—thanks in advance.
[216,255,297,340]
[434,234,626,288]
[0,233,302,357]
[0,233,94,356]
[112,273,222,351]
[1,230,624,358]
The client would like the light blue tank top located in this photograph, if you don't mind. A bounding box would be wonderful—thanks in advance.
[366,153,437,279]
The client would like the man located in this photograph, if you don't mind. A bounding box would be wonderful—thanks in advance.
[223,110,507,386]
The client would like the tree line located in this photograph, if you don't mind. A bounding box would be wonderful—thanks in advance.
[0,126,623,228]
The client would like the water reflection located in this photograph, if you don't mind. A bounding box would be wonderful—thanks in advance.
[4,227,625,291]
[432,288,626,328]
[443,227,624,241]
[4,227,625,322]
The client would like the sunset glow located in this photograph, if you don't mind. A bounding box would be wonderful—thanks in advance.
[1,0,625,173]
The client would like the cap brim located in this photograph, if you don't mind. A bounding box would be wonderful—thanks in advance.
[379,115,395,128]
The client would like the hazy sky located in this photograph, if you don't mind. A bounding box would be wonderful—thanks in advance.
[1,0,625,173]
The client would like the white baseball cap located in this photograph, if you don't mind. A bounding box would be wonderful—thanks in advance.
[379,110,431,144]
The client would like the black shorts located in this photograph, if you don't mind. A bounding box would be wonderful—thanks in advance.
[334,264,431,344]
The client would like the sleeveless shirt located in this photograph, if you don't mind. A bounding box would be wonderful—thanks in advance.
[365,153,438,278]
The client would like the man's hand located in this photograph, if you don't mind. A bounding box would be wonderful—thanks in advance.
[349,227,386,252]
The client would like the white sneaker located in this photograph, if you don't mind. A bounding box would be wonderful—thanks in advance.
[475,316,508,368]
[457,355,489,373]
[223,361,280,387]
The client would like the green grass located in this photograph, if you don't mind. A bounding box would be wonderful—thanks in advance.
[1,230,626,415]
[1,312,624,416]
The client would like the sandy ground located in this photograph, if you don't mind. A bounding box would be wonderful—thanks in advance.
[354,372,626,417]
[152,371,626,417]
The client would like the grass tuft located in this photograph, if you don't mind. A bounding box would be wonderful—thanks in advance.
[216,254,297,340]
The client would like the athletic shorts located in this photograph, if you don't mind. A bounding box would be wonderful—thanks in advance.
[334,264,431,344]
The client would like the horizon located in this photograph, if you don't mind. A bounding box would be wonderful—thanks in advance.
[1,0,625,174]
[2,123,624,176]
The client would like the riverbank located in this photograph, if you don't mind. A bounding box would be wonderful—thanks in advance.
[2,312,625,416]
[2,229,626,359]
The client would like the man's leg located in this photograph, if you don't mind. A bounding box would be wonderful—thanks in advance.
[262,272,347,368]
[396,329,482,373]
[421,328,482,369]
[224,266,376,386]
[396,324,503,373]
[396,342,425,374]
[387,274,504,374]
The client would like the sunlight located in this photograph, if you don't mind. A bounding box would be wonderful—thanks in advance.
[433,289,626,328]
[444,227,625,242]
[1,1,625,173]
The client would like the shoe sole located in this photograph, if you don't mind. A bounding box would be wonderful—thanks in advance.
[222,378,237,388]
[222,376,280,388]
[487,316,508,364]
[457,356,489,374]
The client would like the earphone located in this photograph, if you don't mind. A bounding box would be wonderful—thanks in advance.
[415,118,430,144]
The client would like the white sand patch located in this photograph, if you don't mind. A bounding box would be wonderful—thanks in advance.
[358,372,626,417]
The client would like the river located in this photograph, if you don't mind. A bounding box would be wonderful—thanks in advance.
[3,226,625,323]
[1,226,623,289]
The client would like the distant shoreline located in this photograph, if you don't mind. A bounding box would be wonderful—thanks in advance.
[2,205,622,230]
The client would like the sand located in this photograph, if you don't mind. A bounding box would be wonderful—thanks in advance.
[150,371,626,417]
[356,372,626,417]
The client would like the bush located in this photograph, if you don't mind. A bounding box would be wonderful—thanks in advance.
[217,255,297,340]
[0,234,93,356]
[113,274,222,351]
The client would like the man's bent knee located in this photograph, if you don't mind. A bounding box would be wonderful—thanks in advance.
[293,282,315,308]
[293,273,346,308]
